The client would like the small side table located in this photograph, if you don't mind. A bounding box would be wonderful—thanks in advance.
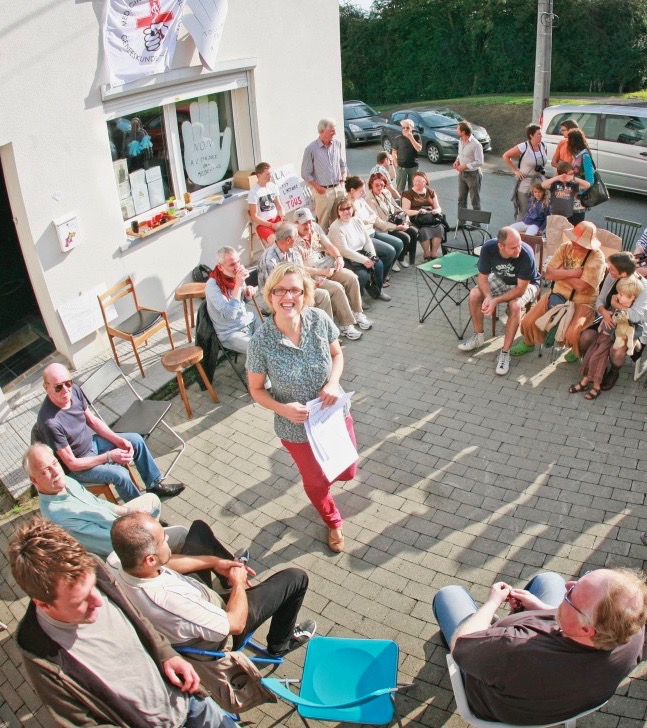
[161,345,218,419]
[175,282,207,343]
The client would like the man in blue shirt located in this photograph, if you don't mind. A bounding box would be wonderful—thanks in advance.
[458,227,539,375]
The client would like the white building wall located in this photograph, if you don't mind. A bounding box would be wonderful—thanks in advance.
[0,0,342,370]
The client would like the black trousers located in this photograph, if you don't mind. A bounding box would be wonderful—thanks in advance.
[181,520,308,653]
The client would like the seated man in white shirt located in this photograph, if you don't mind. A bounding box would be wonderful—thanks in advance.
[109,512,316,663]
[247,162,285,247]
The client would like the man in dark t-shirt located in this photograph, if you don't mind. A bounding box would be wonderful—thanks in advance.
[37,363,184,502]
[458,227,539,376]
[392,119,422,193]
[433,569,646,726]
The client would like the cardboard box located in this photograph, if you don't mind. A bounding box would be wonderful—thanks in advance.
[233,171,257,190]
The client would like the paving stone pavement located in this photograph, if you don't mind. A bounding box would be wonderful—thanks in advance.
[0,270,646,727]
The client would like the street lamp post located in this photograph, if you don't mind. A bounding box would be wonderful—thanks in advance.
[532,0,557,123]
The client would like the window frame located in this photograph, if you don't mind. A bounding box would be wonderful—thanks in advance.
[103,63,258,222]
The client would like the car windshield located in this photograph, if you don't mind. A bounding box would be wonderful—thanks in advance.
[430,108,463,122]
[418,112,456,128]
[344,104,378,120]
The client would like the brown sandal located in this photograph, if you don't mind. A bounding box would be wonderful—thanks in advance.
[568,382,590,394]
[584,388,601,400]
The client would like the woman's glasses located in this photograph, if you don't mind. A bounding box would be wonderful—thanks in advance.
[271,288,304,298]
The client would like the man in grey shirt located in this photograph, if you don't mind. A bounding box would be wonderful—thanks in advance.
[452,121,484,217]
[301,117,347,232]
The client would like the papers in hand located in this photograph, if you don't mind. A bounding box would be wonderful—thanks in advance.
[304,392,358,482]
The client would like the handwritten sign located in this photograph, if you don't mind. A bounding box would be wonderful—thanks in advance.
[272,164,312,214]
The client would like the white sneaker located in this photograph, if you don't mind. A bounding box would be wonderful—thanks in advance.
[353,312,373,330]
[400,259,409,268]
[495,350,510,376]
[340,324,363,340]
[378,291,391,301]
[391,261,401,272]
[458,332,485,352]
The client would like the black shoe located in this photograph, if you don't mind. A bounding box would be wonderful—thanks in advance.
[267,619,317,656]
[159,519,170,527]
[600,367,620,391]
[149,482,185,498]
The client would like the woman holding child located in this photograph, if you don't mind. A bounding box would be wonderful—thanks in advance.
[577,251,647,395]
[510,221,606,361]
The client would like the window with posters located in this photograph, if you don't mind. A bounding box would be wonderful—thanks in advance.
[105,71,250,227]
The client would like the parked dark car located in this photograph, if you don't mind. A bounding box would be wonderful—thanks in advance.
[343,100,388,147]
[380,108,491,164]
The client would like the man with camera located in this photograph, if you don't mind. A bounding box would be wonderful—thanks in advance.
[392,119,422,193]
[453,121,484,219]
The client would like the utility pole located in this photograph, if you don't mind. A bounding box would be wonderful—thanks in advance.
[532,0,557,123]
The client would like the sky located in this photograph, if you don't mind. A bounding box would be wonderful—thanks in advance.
[341,0,374,11]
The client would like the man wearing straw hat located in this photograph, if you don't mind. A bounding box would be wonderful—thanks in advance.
[510,220,606,362]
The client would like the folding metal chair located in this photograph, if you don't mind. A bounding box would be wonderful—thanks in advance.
[262,636,411,727]
[446,654,607,728]
[444,209,492,256]
[80,359,185,480]
[604,216,642,252]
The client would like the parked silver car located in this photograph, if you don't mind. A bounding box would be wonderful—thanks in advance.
[541,104,647,195]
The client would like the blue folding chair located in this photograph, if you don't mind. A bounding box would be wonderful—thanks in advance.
[261,636,408,726]
[173,630,283,666]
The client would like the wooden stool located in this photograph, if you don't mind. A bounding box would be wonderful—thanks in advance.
[175,282,207,343]
[161,345,218,419]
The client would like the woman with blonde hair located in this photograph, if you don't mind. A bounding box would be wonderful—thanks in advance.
[246,263,357,553]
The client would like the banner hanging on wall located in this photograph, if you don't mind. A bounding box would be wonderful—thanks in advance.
[104,0,186,87]
[104,0,229,87]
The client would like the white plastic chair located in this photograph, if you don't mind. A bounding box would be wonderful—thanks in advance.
[447,654,607,728]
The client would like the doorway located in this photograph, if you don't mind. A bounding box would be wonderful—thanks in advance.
[0,159,54,388]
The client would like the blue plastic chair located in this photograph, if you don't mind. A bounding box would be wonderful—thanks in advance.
[261,636,405,726]
[173,630,283,666]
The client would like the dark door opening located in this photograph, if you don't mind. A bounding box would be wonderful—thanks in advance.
[0,159,54,388]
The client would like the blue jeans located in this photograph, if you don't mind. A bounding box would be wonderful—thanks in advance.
[74,434,162,503]
[185,695,239,727]
[220,313,262,354]
[432,572,566,647]
[371,233,402,276]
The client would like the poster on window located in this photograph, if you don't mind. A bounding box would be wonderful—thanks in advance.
[272,164,312,215]
[181,96,232,186]
[104,0,185,87]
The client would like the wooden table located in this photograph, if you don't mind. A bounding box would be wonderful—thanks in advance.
[161,345,218,419]
[174,282,206,343]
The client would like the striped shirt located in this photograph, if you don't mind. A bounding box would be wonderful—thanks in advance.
[301,137,347,187]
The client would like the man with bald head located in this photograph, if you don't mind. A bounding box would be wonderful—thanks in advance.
[458,226,540,376]
[433,569,646,725]
[36,363,184,502]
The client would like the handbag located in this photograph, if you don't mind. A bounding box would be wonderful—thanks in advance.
[191,650,277,713]
[414,211,438,227]
[387,211,407,226]
[580,170,610,208]
[192,264,212,283]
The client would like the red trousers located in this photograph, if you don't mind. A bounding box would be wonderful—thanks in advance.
[282,414,358,529]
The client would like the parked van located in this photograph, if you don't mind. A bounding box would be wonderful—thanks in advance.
[540,104,647,195]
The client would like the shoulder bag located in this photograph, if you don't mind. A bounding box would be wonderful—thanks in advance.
[578,153,610,209]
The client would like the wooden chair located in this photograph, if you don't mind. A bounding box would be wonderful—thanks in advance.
[595,228,622,260]
[98,276,175,378]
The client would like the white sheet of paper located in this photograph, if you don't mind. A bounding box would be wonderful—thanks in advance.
[129,169,151,214]
[304,392,357,482]
[146,166,166,208]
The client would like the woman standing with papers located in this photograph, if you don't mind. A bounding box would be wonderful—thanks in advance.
[247,262,357,553]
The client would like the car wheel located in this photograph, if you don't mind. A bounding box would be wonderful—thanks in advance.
[426,142,442,164]
[345,131,353,148]
[382,137,393,153]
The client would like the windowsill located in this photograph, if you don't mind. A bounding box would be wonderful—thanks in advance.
[120,189,248,252]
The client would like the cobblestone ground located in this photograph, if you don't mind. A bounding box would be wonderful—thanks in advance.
[1,266,646,727]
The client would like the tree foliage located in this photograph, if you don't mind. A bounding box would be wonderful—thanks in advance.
[339,0,647,104]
